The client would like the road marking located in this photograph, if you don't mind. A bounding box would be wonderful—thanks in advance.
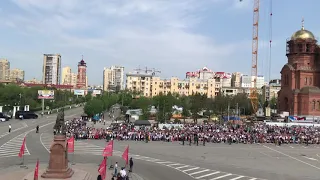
[40,137,265,180]
[289,146,294,148]
[263,145,320,170]
[183,167,200,172]
[304,157,318,161]
[189,169,210,175]
[156,161,172,164]
[195,171,220,179]
[40,133,50,152]
[0,122,28,139]
[230,176,245,180]
[210,173,232,179]
[175,165,189,169]
[0,132,30,158]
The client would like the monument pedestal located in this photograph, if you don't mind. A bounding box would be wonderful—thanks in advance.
[41,135,74,179]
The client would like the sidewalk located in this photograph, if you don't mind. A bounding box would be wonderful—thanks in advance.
[0,163,142,180]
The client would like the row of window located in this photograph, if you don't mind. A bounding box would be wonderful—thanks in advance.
[283,75,313,86]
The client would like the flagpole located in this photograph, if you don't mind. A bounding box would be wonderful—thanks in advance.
[104,157,107,180]
[72,151,75,165]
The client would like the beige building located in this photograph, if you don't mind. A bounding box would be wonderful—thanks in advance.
[61,66,72,85]
[25,78,42,84]
[262,84,281,101]
[103,66,125,91]
[231,72,241,87]
[0,59,10,81]
[126,71,216,98]
[126,72,153,97]
[71,73,78,87]
[151,77,216,98]
[221,87,262,96]
[42,54,61,85]
[9,68,24,81]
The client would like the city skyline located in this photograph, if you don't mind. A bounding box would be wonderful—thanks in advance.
[0,1,319,84]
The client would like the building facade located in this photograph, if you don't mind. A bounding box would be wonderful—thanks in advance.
[76,58,87,89]
[42,54,61,85]
[231,72,241,87]
[126,72,153,97]
[9,68,24,82]
[278,21,320,116]
[151,77,215,98]
[61,66,72,85]
[0,59,10,81]
[103,66,124,91]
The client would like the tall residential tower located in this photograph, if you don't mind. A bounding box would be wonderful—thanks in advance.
[42,54,61,85]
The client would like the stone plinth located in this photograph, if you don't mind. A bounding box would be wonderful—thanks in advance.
[41,135,74,178]
[23,168,91,180]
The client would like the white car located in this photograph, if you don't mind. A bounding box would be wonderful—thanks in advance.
[0,118,6,122]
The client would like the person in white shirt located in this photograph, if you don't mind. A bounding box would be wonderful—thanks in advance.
[114,162,118,176]
[120,167,127,178]
[8,124,11,133]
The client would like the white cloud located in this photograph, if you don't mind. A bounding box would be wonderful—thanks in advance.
[4,0,250,84]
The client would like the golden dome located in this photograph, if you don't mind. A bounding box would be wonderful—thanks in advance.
[291,18,315,40]
[291,29,315,40]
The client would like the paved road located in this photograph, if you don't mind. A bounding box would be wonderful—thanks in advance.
[0,107,82,163]
[0,109,184,180]
[2,109,319,180]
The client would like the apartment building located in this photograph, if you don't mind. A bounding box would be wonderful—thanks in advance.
[9,68,24,81]
[221,87,263,96]
[42,54,61,85]
[151,77,216,98]
[241,75,265,88]
[262,79,281,101]
[231,72,241,87]
[103,66,124,91]
[126,72,152,96]
[61,66,72,85]
[0,59,10,81]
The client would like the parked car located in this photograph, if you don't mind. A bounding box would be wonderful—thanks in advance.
[0,113,9,122]
[15,111,38,119]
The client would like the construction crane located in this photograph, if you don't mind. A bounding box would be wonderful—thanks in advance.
[144,67,153,74]
[151,68,161,76]
[240,0,260,115]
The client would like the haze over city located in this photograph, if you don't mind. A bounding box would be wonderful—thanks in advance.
[0,0,319,84]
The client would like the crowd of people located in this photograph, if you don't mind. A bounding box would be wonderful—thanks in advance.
[65,118,320,146]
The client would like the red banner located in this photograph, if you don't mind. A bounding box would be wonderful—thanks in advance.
[102,140,113,157]
[34,159,39,180]
[67,137,74,153]
[122,145,129,165]
[98,158,107,180]
[18,137,26,158]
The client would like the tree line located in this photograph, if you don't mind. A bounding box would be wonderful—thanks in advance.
[0,84,87,112]
[84,90,278,123]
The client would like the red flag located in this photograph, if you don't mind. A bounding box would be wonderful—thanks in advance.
[98,158,107,180]
[18,136,26,158]
[102,140,113,157]
[67,136,75,153]
[34,159,39,180]
[122,145,129,165]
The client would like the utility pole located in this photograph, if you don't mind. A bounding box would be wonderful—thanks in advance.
[227,102,230,122]
[41,99,45,117]
[236,103,239,119]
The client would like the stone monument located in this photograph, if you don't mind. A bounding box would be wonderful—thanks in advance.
[41,109,74,178]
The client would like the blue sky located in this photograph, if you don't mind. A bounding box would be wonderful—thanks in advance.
[0,0,318,85]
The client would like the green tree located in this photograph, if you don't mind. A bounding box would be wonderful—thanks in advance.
[189,93,206,124]
[270,97,277,109]
[84,99,104,117]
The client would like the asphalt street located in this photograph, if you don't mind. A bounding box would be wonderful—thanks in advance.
[0,107,82,166]
[2,109,320,180]
[0,109,186,180]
